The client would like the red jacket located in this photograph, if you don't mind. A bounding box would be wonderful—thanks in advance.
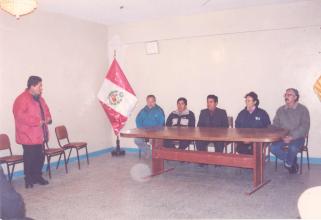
[13,90,52,145]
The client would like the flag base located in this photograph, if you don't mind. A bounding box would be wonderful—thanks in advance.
[111,149,125,156]
[111,136,125,156]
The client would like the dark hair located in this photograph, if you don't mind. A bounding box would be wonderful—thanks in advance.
[146,94,156,101]
[245,91,260,107]
[177,97,187,105]
[27,76,42,89]
[286,88,300,101]
[207,94,218,103]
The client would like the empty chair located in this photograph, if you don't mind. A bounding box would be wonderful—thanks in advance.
[44,142,68,179]
[0,134,23,183]
[55,125,89,169]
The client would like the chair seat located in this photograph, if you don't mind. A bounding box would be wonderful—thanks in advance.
[0,155,23,163]
[63,142,87,149]
[45,148,64,155]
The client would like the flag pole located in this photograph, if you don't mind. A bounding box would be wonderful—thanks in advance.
[111,135,125,156]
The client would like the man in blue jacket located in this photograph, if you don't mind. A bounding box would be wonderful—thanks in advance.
[235,91,271,154]
[135,95,165,158]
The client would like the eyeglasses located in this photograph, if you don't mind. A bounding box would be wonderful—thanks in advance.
[284,93,295,97]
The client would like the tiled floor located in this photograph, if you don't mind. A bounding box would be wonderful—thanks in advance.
[12,153,321,219]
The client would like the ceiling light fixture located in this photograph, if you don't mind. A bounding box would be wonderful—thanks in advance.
[0,0,37,19]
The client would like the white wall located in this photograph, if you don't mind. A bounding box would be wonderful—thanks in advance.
[0,10,113,170]
[108,1,321,157]
[1,1,321,173]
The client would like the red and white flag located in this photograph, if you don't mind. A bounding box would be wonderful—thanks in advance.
[97,58,137,135]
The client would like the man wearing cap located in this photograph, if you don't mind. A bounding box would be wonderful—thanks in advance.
[270,88,310,174]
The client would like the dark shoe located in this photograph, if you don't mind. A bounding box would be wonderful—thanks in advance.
[198,163,207,167]
[289,164,298,174]
[287,158,299,174]
[290,159,299,174]
[25,182,33,189]
[33,177,49,185]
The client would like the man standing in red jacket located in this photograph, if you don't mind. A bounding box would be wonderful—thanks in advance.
[13,76,52,188]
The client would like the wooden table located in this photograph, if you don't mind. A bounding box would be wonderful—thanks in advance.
[120,127,288,194]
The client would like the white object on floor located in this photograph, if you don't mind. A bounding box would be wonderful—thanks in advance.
[130,163,151,182]
[298,186,321,219]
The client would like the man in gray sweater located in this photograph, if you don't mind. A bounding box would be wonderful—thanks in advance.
[270,88,310,174]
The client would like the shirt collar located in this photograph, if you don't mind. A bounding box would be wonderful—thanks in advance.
[246,106,256,114]
[284,102,298,110]
[173,109,189,115]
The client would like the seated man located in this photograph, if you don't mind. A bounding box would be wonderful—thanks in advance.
[0,166,26,219]
[196,94,228,152]
[135,95,165,158]
[270,88,310,174]
[164,97,195,149]
[235,91,271,154]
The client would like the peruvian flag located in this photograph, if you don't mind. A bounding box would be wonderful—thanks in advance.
[97,58,137,135]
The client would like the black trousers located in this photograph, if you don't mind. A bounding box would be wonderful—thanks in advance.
[22,144,45,182]
[164,139,191,150]
[236,142,253,155]
[196,141,225,152]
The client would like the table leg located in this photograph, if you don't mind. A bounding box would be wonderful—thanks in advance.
[152,139,165,175]
[247,142,271,195]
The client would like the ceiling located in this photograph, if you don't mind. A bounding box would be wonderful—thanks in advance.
[39,0,308,25]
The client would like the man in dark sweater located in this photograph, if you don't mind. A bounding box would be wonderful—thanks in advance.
[0,166,26,219]
[235,92,271,154]
[270,88,310,174]
[196,94,228,152]
[164,97,195,149]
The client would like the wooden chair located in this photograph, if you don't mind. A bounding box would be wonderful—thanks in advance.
[55,125,89,169]
[187,141,196,151]
[138,139,151,159]
[225,116,234,153]
[0,134,23,183]
[43,142,68,179]
[274,135,310,174]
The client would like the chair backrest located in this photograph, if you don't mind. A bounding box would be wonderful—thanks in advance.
[227,116,234,128]
[302,134,309,150]
[43,141,50,150]
[0,134,13,155]
[55,126,69,146]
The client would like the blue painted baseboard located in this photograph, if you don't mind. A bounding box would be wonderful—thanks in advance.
[4,147,321,180]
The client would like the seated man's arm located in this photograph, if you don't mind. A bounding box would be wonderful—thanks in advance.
[290,107,310,139]
[135,110,144,128]
[197,110,205,127]
[157,107,166,126]
[166,113,173,127]
[222,110,229,128]
[263,111,271,128]
[189,112,196,127]
[272,108,282,128]
[235,111,242,128]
